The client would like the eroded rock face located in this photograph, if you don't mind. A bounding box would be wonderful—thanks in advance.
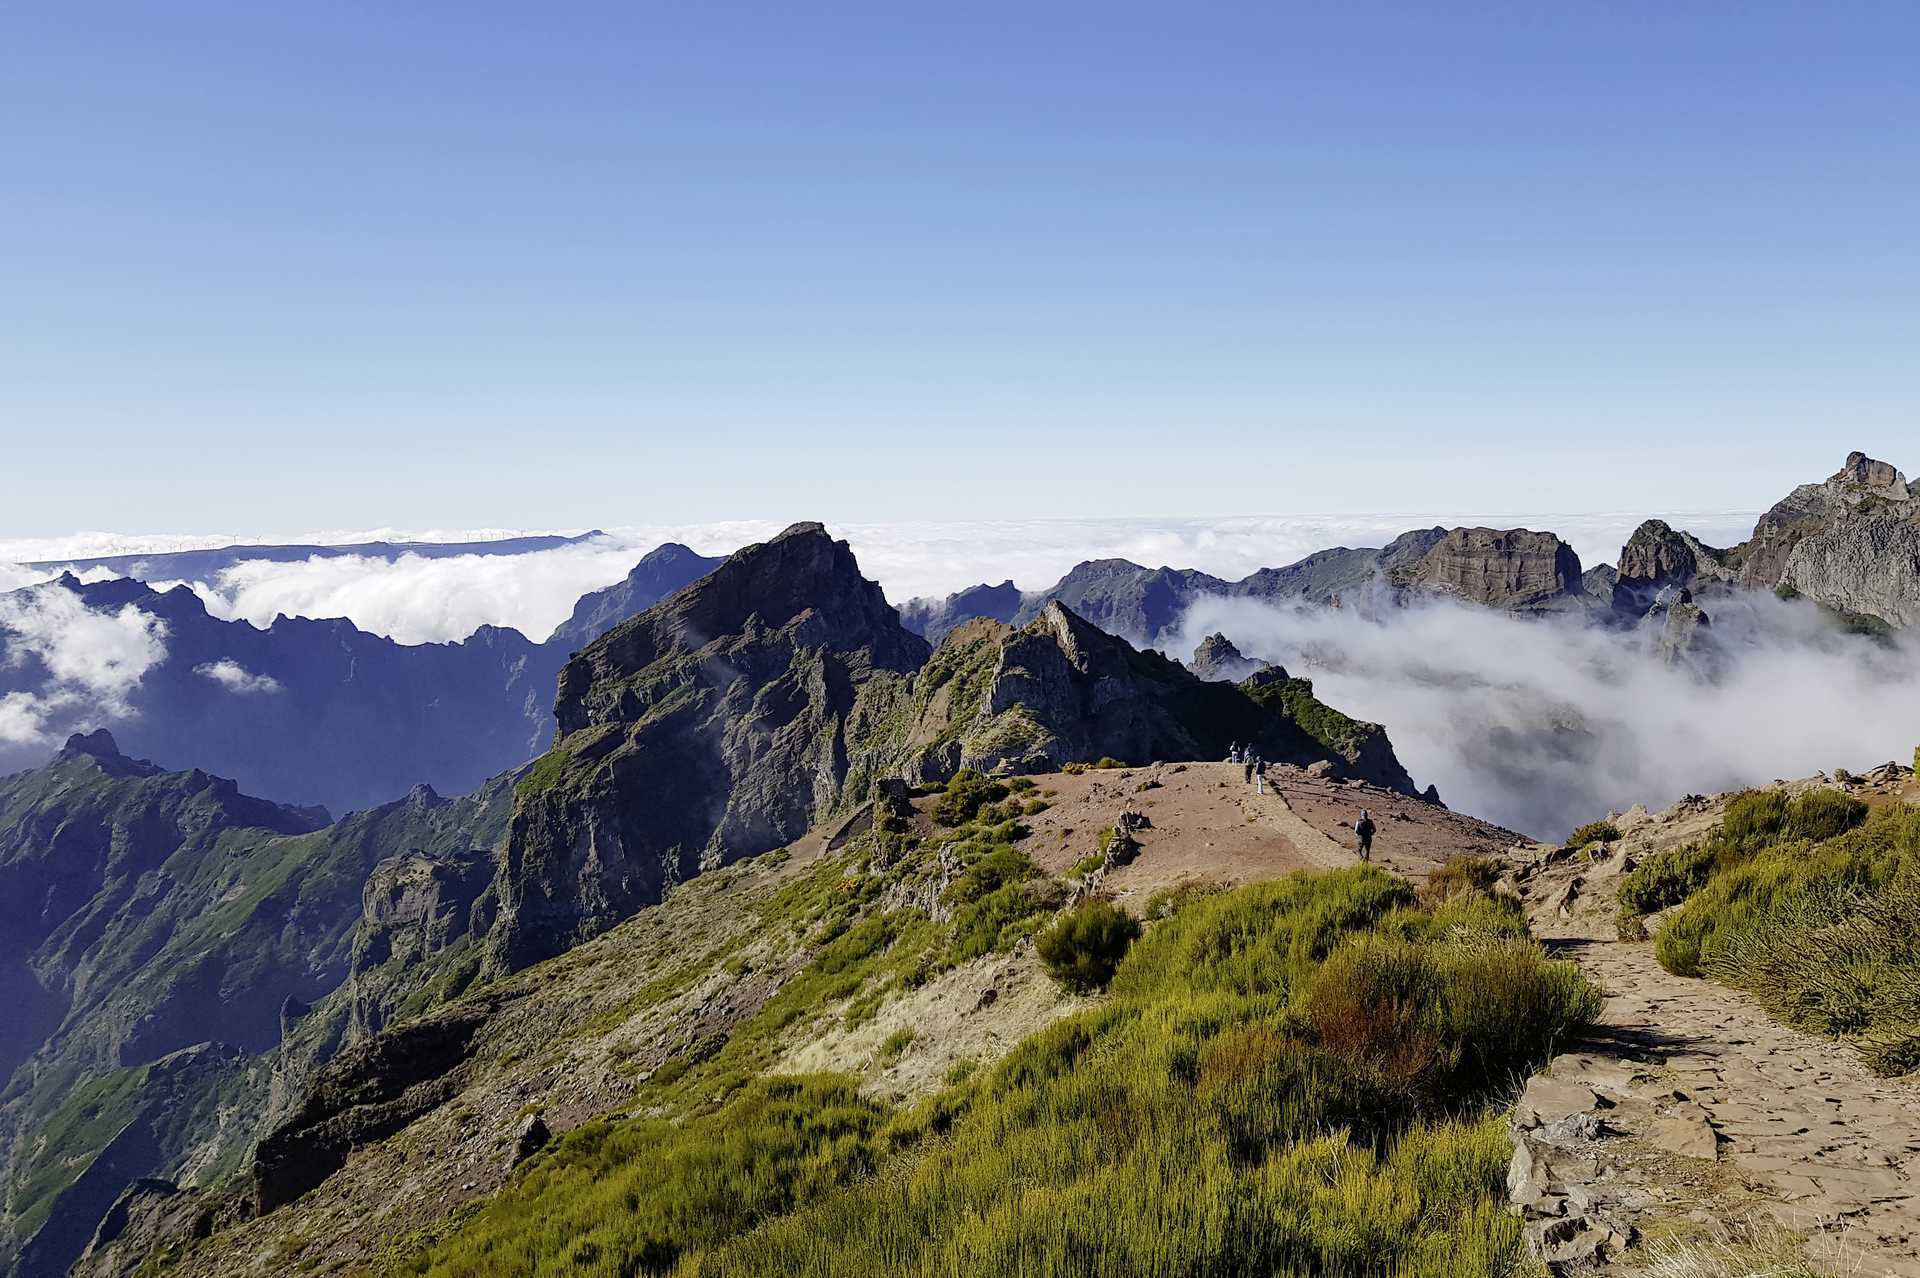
[1388,527,1587,612]
[1780,517,1920,630]
[1741,451,1917,600]
[1614,520,1739,613]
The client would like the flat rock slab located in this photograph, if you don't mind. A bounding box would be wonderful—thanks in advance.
[1531,934,1920,1272]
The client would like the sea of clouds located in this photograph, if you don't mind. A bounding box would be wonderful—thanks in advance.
[0,511,1761,645]
[1171,591,1920,840]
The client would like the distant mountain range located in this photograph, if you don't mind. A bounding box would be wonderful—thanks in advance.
[21,530,607,583]
[4,453,1913,828]
[899,451,1920,655]
[0,545,722,817]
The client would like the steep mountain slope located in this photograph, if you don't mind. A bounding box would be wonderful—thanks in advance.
[0,736,511,1278]
[120,759,1528,1278]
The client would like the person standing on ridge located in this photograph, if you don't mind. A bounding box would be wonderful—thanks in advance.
[1353,810,1376,862]
[1243,752,1255,786]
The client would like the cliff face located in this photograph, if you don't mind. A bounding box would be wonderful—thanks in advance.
[1609,453,1920,630]
[1386,527,1588,612]
[489,524,931,970]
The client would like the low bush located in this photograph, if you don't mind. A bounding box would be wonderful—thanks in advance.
[1565,821,1620,850]
[1036,900,1141,993]
[930,770,1010,826]
[1418,855,1502,906]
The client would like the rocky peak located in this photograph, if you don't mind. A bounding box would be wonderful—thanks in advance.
[496,524,932,969]
[1612,520,1736,613]
[61,728,124,759]
[557,523,925,735]
[1833,450,1910,499]
[1190,633,1270,682]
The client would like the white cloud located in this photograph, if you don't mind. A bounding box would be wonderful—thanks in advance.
[0,583,169,744]
[193,660,283,695]
[1171,591,1920,840]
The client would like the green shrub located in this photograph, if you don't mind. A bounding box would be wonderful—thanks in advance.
[930,770,1010,826]
[1418,855,1502,906]
[1618,841,1719,917]
[1565,821,1620,850]
[1783,788,1868,842]
[1037,901,1141,993]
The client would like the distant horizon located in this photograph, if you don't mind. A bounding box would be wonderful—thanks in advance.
[3,508,1765,646]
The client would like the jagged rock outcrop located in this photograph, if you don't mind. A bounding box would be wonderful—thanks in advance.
[490,523,932,970]
[1646,589,1714,669]
[1605,452,1920,630]
[1189,633,1268,682]
[897,580,1023,645]
[253,1001,501,1211]
[1612,520,1739,613]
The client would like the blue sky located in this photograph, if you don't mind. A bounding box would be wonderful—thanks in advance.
[3,1,1915,533]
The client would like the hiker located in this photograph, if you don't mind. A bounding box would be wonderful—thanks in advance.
[1243,753,1255,785]
[1354,809,1376,862]
[1254,756,1266,795]
[1227,742,1241,764]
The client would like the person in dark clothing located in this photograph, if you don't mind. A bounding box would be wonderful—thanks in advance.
[1243,756,1255,785]
[1354,810,1376,861]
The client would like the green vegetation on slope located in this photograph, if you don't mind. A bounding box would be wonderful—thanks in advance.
[1621,789,1920,1074]
[1241,675,1376,758]
[401,862,1597,1277]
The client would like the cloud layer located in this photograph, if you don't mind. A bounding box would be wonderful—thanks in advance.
[1173,591,1920,840]
[7,511,1762,645]
[0,583,169,746]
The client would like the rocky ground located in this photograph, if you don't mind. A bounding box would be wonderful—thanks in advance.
[1503,763,1920,1275]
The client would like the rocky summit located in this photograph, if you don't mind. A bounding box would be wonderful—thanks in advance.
[1613,451,1920,629]
[490,523,934,970]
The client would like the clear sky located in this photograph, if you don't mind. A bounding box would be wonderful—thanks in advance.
[3,1,1915,534]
